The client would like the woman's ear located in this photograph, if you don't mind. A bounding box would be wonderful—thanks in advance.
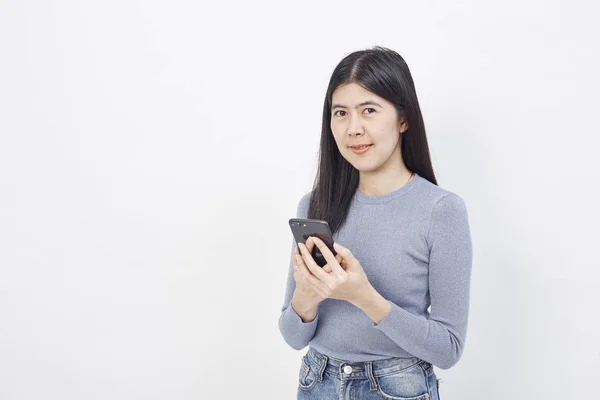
[399,117,408,133]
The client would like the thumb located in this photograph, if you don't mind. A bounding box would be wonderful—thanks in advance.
[323,264,332,273]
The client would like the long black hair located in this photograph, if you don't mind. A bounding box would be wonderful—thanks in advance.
[308,46,437,235]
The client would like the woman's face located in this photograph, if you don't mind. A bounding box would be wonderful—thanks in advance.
[330,82,407,172]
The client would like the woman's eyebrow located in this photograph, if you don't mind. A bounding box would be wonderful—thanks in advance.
[332,100,383,110]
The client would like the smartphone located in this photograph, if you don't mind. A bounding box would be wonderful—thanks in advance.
[288,218,337,267]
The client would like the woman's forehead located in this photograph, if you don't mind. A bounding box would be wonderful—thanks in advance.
[332,83,389,108]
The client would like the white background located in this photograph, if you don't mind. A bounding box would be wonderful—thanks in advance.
[1,1,599,399]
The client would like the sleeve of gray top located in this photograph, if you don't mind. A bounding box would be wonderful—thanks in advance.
[373,193,473,369]
[277,193,319,350]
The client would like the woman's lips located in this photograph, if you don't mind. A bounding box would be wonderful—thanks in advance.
[350,144,373,154]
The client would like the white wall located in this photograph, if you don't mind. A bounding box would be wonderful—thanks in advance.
[1,1,599,399]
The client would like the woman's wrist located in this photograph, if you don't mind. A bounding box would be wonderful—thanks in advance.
[291,294,318,322]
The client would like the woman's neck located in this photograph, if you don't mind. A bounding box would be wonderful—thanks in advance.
[357,167,413,197]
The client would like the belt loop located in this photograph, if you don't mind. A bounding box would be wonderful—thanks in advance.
[317,354,328,382]
[365,361,377,391]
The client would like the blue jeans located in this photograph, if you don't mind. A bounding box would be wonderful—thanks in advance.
[297,347,440,400]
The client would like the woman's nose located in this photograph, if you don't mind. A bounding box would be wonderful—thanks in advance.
[348,114,365,136]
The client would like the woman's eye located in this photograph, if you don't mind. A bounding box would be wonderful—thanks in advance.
[333,109,374,117]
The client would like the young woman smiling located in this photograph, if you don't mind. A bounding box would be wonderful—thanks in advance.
[278,46,473,400]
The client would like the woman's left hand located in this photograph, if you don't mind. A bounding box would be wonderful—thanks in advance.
[298,236,373,304]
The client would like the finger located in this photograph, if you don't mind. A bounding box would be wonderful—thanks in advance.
[335,254,346,269]
[333,242,356,268]
[301,263,330,296]
[297,241,321,273]
[295,252,310,274]
[295,253,328,295]
[292,255,300,278]
[292,246,299,266]
[297,241,334,273]
[299,242,333,285]
[310,236,345,275]
[294,254,308,281]
[304,236,314,249]
[305,238,323,267]
[293,244,310,269]
[304,237,316,257]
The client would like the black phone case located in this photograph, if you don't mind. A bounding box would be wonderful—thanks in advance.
[288,218,337,267]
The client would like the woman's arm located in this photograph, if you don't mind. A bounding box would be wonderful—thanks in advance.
[354,194,473,369]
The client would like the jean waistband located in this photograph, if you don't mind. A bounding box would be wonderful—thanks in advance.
[306,347,431,380]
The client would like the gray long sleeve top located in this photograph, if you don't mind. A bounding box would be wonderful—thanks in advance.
[277,173,473,369]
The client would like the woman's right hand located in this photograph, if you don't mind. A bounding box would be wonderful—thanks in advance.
[290,237,343,319]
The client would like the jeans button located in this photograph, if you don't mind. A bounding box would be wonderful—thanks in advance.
[343,365,353,374]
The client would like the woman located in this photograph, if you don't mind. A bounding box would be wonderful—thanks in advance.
[278,46,473,400]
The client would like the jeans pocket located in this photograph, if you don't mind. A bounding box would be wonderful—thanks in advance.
[298,355,319,391]
[375,361,430,400]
